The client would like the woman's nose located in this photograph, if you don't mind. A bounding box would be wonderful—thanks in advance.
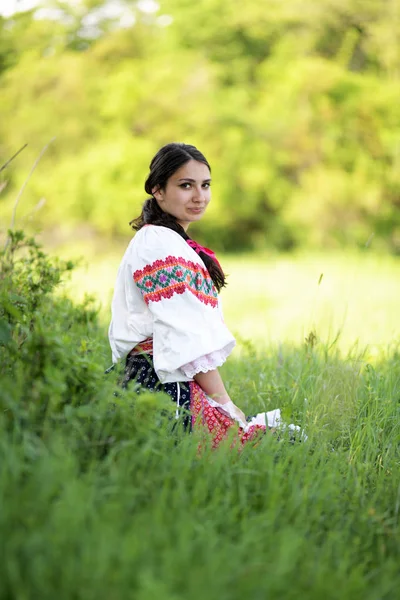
[193,186,204,202]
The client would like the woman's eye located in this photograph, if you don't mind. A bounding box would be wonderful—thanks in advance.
[179,182,211,189]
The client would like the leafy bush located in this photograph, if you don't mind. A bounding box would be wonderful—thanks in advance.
[0,230,175,460]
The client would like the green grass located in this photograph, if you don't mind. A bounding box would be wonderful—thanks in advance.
[1,340,400,600]
[2,238,400,599]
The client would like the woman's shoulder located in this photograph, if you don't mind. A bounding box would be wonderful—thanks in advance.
[133,225,185,248]
[134,224,182,241]
[129,225,189,262]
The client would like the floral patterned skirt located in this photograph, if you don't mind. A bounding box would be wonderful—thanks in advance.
[123,353,267,449]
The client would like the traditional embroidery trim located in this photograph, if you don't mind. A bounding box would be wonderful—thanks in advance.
[133,256,218,307]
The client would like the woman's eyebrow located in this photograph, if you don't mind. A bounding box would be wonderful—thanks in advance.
[177,178,212,182]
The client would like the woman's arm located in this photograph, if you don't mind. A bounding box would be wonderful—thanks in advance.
[194,369,246,423]
[194,368,230,403]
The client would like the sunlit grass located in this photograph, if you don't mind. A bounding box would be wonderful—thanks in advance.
[59,239,400,359]
[2,337,400,600]
[222,251,400,357]
[3,233,400,600]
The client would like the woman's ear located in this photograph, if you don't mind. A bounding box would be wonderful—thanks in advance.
[152,186,163,202]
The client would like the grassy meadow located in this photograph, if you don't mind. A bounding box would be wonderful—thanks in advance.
[1,234,400,600]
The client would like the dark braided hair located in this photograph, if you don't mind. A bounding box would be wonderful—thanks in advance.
[130,142,226,292]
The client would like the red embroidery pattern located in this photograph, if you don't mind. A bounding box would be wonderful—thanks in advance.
[133,256,218,307]
[189,382,266,450]
[129,338,153,356]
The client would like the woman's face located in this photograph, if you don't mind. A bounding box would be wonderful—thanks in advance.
[153,159,211,231]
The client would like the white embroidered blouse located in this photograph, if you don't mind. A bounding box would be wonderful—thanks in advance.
[108,225,236,383]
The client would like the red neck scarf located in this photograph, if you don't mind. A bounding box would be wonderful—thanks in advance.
[186,239,222,270]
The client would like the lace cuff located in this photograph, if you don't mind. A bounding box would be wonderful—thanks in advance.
[180,343,233,379]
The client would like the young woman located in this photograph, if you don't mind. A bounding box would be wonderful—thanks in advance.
[109,142,280,448]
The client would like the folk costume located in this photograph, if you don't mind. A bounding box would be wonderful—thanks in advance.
[109,225,276,448]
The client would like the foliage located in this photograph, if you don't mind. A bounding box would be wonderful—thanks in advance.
[1,232,400,599]
[0,0,399,252]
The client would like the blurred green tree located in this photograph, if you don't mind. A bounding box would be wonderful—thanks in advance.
[0,0,399,251]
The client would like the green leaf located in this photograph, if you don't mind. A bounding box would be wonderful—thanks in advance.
[0,318,11,343]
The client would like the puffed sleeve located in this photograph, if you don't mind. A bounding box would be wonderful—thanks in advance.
[131,226,236,383]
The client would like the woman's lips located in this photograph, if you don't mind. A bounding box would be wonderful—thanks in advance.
[187,207,204,213]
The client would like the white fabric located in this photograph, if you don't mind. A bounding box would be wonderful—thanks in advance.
[204,400,307,440]
[181,346,233,378]
[109,225,236,383]
[246,409,283,429]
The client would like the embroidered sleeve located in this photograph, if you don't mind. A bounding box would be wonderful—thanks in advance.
[180,346,232,378]
[129,227,235,384]
[133,255,218,307]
